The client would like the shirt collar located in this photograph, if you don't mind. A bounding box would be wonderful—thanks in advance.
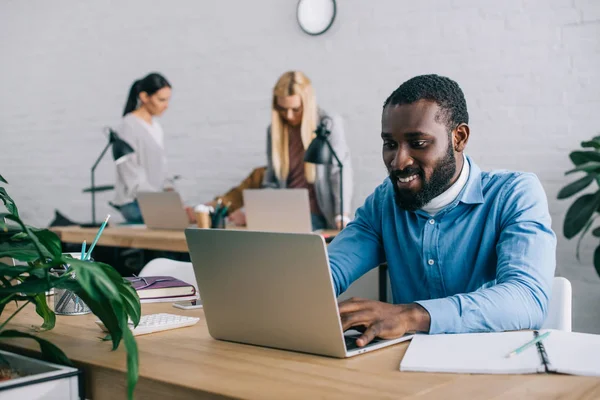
[420,155,467,214]
[458,155,484,205]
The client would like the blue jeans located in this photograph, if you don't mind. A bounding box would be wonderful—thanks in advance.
[119,201,144,224]
[311,213,328,231]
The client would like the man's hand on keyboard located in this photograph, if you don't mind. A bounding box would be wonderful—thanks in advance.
[338,298,431,347]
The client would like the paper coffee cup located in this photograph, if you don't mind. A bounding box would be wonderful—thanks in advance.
[194,204,213,229]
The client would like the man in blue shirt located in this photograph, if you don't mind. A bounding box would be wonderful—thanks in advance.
[329,74,556,347]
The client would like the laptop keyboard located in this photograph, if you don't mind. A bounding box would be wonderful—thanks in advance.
[344,334,383,351]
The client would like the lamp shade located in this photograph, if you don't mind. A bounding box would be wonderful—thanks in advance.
[108,130,134,162]
[304,136,332,165]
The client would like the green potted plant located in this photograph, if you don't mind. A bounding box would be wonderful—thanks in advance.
[0,173,141,398]
[558,135,600,278]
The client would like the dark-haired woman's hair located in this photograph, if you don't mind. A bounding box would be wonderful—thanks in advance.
[123,73,171,116]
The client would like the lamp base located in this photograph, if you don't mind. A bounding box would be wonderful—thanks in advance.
[79,222,103,228]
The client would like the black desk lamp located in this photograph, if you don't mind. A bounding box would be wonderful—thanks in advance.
[84,128,134,226]
[304,117,344,230]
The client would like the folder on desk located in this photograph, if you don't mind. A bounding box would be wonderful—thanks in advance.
[400,330,600,377]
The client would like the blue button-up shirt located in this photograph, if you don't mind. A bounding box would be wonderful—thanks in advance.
[328,156,556,334]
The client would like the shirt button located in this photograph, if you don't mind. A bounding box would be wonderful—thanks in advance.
[428,259,435,265]
[428,219,435,225]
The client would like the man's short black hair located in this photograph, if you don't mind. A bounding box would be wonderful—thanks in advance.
[383,74,469,132]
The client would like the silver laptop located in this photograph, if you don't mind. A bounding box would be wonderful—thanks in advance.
[243,189,312,233]
[184,229,413,358]
[137,191,191,230]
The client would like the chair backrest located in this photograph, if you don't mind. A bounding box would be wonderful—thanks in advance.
[139,258,199,293]
[542,276,572,332]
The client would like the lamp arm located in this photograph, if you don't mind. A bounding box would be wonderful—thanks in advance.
[90,140,112,226]
[323,138,343,168]
[92,141,112,172]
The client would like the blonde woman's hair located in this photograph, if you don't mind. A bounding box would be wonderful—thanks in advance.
[270,71,318,184]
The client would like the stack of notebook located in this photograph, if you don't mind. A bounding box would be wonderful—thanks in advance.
[125,276,198,303]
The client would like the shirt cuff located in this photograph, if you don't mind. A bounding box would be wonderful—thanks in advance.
[415,297,459,334]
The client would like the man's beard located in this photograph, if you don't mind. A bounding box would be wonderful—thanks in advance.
[389,144,457,211]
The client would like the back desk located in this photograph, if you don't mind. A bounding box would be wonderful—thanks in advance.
[50,226,339,253]
[51,225,388,301]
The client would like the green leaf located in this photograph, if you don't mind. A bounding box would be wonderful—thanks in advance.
[32,293,56,331]
[565,161,600,175]
[0,188,19,218]
[66,258,140,398]
[594,246,600,279]
[0,218,8,233]
[563,192,600,239]
[0,330,72,366]
[557,175,595,199]
[0,271,75,296]
[0,278,51,296]
[66,258,127,348]
[0,261,33,278]
[576,217,595,262]
[72,281,123,348]
[570,151,600,166]
[2,215,48,260]
[0,239,45,262]
[123,327,139,399]
[582,139,600,149]
[30,229,63,259]
[592,227,600,237]
[118,281,141,327]
[0,174,7,184]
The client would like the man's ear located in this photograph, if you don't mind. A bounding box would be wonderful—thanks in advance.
[453,123,470,152]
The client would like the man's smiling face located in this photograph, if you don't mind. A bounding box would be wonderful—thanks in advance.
[381,100,461,211]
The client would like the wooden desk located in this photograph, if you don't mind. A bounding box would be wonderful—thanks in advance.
[51,226,340,253]
[52,226,189,252]
[1,303,598,399]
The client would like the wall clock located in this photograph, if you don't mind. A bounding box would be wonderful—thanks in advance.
[297,0,337,36]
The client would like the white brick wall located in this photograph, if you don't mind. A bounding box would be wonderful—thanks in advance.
[1,1,599,331]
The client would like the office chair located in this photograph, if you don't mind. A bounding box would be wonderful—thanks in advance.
[542,277,572,332]
[139,258,199,293]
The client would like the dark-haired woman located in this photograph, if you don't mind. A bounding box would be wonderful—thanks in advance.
[112,72,173,223]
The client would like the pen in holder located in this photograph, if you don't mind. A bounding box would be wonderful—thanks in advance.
[195,201,230,229]
[211,200,230,229]
[52,252,92,316]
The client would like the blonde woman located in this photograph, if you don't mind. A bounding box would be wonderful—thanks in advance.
[263,71,353,230]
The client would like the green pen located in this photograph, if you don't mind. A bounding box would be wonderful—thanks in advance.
[220,201,232,218]
[506,331,551,358]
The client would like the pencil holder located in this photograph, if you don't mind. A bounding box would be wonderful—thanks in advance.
[211,213,226,229]
[52,253,92,316]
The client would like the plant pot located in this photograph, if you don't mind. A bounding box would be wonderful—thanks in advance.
[0,350,81,399]
[50,252,92,316]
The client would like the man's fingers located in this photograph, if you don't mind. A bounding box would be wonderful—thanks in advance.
[338,297,369,313]
[357,323,381,347]
[340,309,375,331]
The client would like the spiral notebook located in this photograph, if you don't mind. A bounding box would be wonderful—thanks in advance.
[400,329,600,377]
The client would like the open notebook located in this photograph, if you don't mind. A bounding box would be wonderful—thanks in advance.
[400,330,600,377]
